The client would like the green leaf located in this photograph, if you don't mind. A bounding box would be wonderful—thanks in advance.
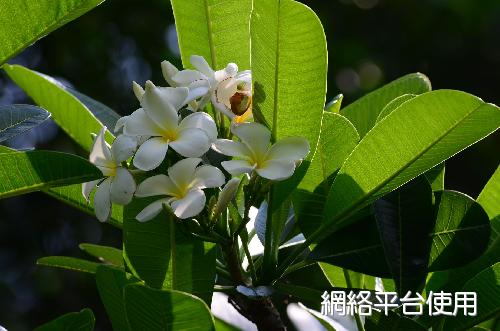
[300,112,360,193]
[325,94,344,113]
[442,263,500,331]
[45,184,123,227]
[0,151,101,199]
[96,265,139,331]
[124,284,215,331]
[321,90,500,240]
[4,64,114,151]
[37,256,99,274]
[365,310,426,331]
[341,73,431,138]
[170,0,251,69]
[80,243,123,267]
[426,166,500,293]
[311,190,491,277]
[251,0,327,146]
[428,190,491,270]
[424,162,445,191]
[297,302,337,331]
[374,93,417,124]
[0,0,104,65]
[123,198,216,303]
[478,165,500,246]
[66,88,121,130]
[373,176,434,295]
[34,308,95,331]
[0,104,50,142]
[214,318,240,331]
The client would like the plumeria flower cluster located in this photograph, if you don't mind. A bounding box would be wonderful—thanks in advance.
[82,56,310,224]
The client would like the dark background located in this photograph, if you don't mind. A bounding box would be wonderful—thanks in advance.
[0,0,499,329]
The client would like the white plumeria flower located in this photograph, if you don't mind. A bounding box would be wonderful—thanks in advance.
[165,55,252,121]
[82,128,137,222]
[123,80,217,171]
[135,158,225,221]
[212,123,310,181]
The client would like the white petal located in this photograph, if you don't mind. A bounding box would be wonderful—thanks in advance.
[132,81,145,101]
[179,112,217,142]
[123,108,164,137]
[135,174,179,198]
[171,189,206,219]
[256,160,295,181]
[221,160,255,176]
[110,168,136,205]
[215,77,238,109]
[133,137,169,171]
[232,123,271,158]
[114,116,129,133]
[141,81,186,131]
[94,178,112,222]
[161,60,179,87]
[136,198,171,222]
[168,157,202,189]
[172,70,206,86]
[111,135,138,163]
[82,180,100,201]
[211,139,251,158]
[211,94,236,119]
[266,137,310,162]
[170,128,210,158]
[90,127,113,168]
[192,165,225,189]
[190,55,214,77]
[185,80,211,104]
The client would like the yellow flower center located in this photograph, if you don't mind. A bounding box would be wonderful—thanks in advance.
[162,129,178,142]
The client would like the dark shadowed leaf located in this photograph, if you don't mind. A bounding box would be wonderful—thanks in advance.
[34,308,95,331]
[0,104,50,142]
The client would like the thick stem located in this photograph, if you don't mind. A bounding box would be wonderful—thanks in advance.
[343,269,365,331]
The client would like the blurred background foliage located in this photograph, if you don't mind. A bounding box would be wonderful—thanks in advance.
[0,0,498,329]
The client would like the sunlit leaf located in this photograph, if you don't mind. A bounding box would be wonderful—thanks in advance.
[34,308,95,331]
[80,243,123,267]
[37,256,99,274]
[124,284,215,331]
[4,65,115,151]
[170,0,251,69]
[0,151,101,199]
[341,73,431,138]
[0,0,105,65]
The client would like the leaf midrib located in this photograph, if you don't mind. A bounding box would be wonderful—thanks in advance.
[204,0,217,69]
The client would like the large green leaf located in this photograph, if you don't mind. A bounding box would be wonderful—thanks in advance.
[311,190,491,277]
[96,265,139,331]
[321,90,500,241]
[124,284,215,331]
[34,308,95,331]
[0,151,101,199]
[4,64,115,151]
[170,0,251,69]
[341,73,431,138]
[123,198,216,303]
[374,176,434,295]
[0,0,104,65]
[45,184,123,227]
[478,165,500,247]
[0,104,50,142]
[251,0,326,146]
[442,263,500,331]
[300,112,360,193]
[37,256,99,274]
[80,243,123,267]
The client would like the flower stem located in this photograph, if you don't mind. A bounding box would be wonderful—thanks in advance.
[240,232,257,283]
